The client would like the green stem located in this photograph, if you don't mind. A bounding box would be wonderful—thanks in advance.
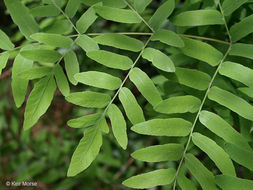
[172,3,232,189]
[179,34,231,45]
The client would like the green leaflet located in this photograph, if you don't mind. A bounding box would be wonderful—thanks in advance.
[65,0,80,18]
[123,168,176,189]
[67,125,102,176]
[208,86,253,121]
[19,67,52,80]
[238,87,253,98]
[230,14,253,42]
[75,35,99,53]
[76,6,97,34]
[54,65,70,97]
[66,91,111,108]
[119,87,145,125]
[142,48,175,72]
[0,29,14,50]
[178,171,197,190]
[199,111,251,151]
[75,71,122,90]
[94,6,142,24]
[64,50,79,85]
[173,10,223,26]
[20,49,62,63]
[224,143,253,171]
[222,0,248,16]
[219,61,253,87]
[192,133,236,176]
[131,143,184,162]
[230,43,253,60]
[11,54,33,108]
[180,37,223,66]
[23,76,56,130]
[80,0,126,8]
[44,19,73,34]
[129,68,162,106]
[155,95,201,114]
[185,154,219,190]
[67,113,101,128]
[0,52,10,75]
[87,50,133,70]
[93,33,144,52]
[168,67,211,90]
[30,5,60,17]
[134,0,152,13]
[151,29,184,47]
[215,175,253,190]
[107,104,128,150]
[131,118,191,137]
[148,0,175,30]
[30,33,73,48]
[98,117,109,134]
[4,0,39,39]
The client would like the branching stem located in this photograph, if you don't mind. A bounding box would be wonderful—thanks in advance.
[172,3,233,189]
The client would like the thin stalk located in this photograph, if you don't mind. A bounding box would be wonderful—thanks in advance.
[172,3,233,189]
[124,0,155,33]
[179,34,231,45]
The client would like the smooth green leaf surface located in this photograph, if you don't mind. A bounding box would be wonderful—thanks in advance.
[208,86,253,121]
[222,0,248,16]
[123,168,176,189]
[215,175,253,190]
[75,35,99,52]
[129,68,162,106]
[80,0,126,8]
[93,33,143,52]
[192,133,236,176]
[76,6,97,34]
[23,76,56,130]
[131,118,191,137]
[75,71,122,90]
[151,29,184,47]
[11,54,33,108]
[30,33,73,48]
[30,5,60,17]
[149,0,175,30]
[199,111,251,150]
[64,50,79,85]
[119,87,145,125]
[65,0,80,18]
[94,6,142,23]
[230,15,253,42]
[132,143,184,162]
[54,65,70,97]
[66,91,111,108]
[180,37,223,66]
[230,43,253,60]
[67,113,101,128]
[108,104,128,149]
[238,87,253,98]
[4,0,39,39]
[224,143,253,171]
[0,29,14,50]
[67,126,102,176]
[134,0,152,13]
[185,154,219,190]
[173,67,211,90]
[87,50,133,70]
[173,10,223,26]
[19,67,52,80]
[178,171,197,190]
[20,49,62,63]
[219,61,253,87]
[0,52,9,75]
[155,95,201,114]
[142,48,175,72]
